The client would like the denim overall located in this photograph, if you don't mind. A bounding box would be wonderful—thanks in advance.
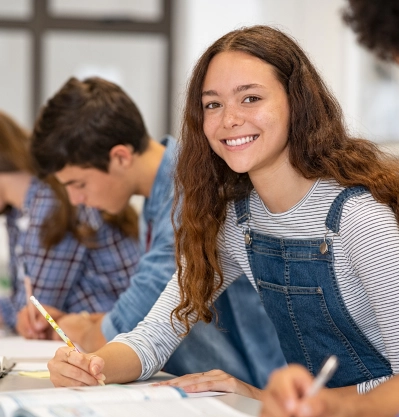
[235,186,392,387]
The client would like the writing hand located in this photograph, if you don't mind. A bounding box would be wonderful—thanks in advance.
[48,346,106,387]
[16,304,65,340]
[259,364,356,417]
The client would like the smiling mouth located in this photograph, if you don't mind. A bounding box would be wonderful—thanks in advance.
[224,135,259,147]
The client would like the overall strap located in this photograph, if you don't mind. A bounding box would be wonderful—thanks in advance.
[235,197,251,225]
[325,186,369,233]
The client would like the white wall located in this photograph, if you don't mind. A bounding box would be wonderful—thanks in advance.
[1,0,398,272]
[170,0,368,138]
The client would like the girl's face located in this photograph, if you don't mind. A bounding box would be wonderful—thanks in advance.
[202,51,290,178]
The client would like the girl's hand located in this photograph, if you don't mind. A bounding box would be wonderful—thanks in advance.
[48,347,106,387]
[157,369,262,399]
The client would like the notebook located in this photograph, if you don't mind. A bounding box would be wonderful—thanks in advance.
[0,384,253,417]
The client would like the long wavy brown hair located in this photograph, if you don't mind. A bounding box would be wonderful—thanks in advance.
[172,25,399,333]
[0,110,138,250]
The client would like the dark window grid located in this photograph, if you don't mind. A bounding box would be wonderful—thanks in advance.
[0,0,173,131]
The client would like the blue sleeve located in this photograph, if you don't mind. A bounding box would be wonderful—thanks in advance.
[102,199,176,340]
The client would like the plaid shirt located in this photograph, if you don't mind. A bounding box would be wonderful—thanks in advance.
[0,177,140,329]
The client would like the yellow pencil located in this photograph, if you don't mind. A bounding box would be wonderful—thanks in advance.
[29,295,78,350]
[29,295,105,385]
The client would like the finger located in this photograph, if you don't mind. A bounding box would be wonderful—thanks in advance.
[159,372,205,387]
[48,347,104,387]
[16,308,35,338]
[159,370,227,387]
[87,355,106,381]
[268,365,314,412]
[160,371,257,398]
[32,310,50,331]
[179,378,234,393]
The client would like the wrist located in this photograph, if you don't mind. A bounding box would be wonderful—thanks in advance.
[248,384,264,400]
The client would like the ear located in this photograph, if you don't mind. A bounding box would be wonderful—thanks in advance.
[109,145,135,169]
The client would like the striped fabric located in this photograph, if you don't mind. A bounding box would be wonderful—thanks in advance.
[114,179,399,393]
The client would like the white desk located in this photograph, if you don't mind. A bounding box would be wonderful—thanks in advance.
[0,339,261,416]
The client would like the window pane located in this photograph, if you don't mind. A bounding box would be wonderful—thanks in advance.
[43,31,168,141]
[0,0,32,19]
[358,58,399,142]
[0,30,32,127]
[49,0,163,22]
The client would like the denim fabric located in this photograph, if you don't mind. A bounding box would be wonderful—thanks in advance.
[102,136,177,338]
[103,136,286,388]
[164,274,286,388]
[235,186,392,388]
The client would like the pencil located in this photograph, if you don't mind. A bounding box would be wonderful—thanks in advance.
[29,295,78,350]
[23,276,37,325]
[29,295,105,386]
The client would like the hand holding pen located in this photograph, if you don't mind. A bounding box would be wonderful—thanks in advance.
[30,295,105,386]
[16,276,48,339]
[306,355,339,397]
[29,295,79,350]
[259,356,340,417]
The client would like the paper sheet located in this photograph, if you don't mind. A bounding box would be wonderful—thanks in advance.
[13,362,48,371]
[143,383,226,398]
[0,336,65,359]
[22,398,252,417]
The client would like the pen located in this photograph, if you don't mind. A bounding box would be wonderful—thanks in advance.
[23,274,37,325]
[29,295,105,386]
[306,355,339,397]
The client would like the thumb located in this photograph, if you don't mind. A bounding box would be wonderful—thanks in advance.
[87,354,105,377]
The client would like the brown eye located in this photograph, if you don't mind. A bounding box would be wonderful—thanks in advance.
[204,102,221,109]
[243,96,260,103]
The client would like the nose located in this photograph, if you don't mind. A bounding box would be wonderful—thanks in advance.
[66,188,86,206]
[222,105,244,129]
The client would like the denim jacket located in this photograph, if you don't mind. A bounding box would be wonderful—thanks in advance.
[102,136,176,337]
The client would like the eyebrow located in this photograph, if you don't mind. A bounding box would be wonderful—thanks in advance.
[202,83,264,97]
[59,179,78,187]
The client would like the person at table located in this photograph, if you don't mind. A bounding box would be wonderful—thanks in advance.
[260,1,399,415]
[26,75,285,388]
[44,25,399,409]
[0,110,140,335]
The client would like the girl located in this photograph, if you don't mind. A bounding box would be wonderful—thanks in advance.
[0,110,140,336]
[47,25,399,416]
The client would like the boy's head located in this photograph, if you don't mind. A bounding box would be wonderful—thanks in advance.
[343,0,399,61]
[31,76,150,214]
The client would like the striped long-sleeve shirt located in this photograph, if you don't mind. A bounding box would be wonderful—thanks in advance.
[113,179,399,393]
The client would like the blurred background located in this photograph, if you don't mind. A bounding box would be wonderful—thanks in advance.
[1,0,399,284]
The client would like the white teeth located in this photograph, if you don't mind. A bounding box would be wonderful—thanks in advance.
[225,135,256,147]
